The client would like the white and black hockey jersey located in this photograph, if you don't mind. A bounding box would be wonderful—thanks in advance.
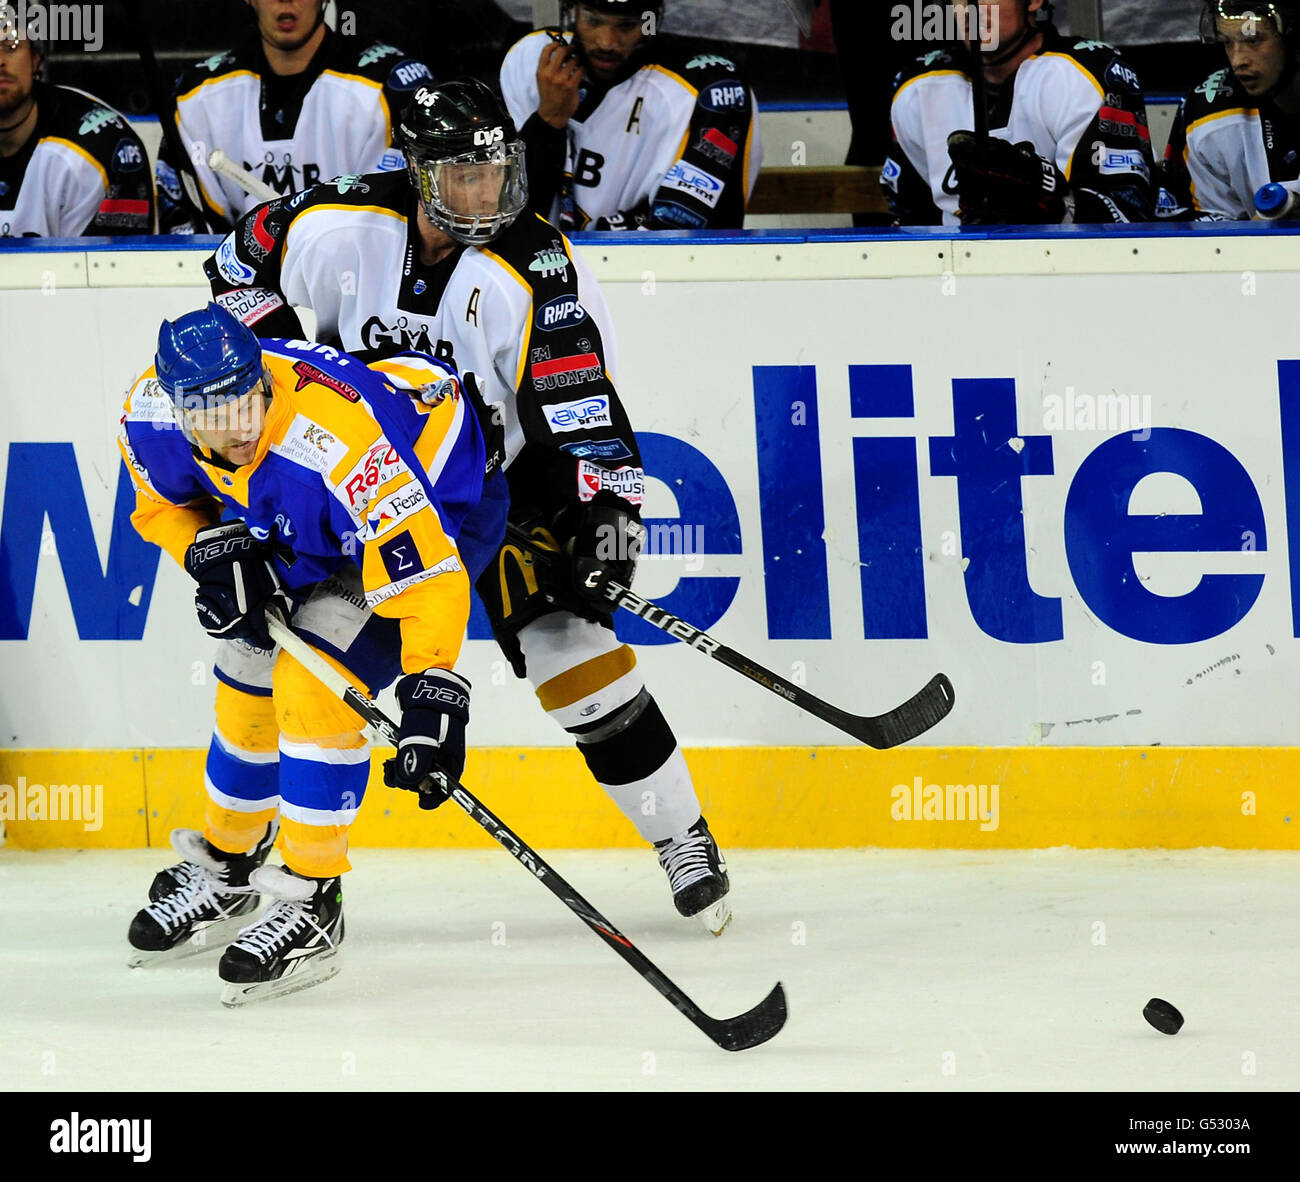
[884,28,1155,225]
[500,30,761,230]
[1159,68,1298,219]
[157,31,433,234]
[203,174,642,527]
[0,81,154,237]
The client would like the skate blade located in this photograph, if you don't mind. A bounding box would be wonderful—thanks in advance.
[696,896,732,937]
[219,951,341,1008]
[126,914,254,969]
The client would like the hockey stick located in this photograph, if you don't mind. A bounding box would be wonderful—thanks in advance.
[120,0,220,233]
[504,524,954,748]
[965,1,989,139]
[263,610,787,1053]
[208,150,280,204]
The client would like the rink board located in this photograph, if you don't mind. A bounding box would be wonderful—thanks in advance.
[4,229,1300,849]
[0,745,1292,850]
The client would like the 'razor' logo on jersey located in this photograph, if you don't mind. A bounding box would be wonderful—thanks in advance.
[686,54,735,72]
[474,127,505,147]
[530,246,570,281]
[292,361,361,401]
[79,107,122,136]
[544,395,612,433]
[535,296,587,331]
[358,43,402,67]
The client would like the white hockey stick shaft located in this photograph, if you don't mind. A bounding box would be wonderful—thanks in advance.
[208,150,280,204]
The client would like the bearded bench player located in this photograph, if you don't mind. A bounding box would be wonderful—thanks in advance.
[204,80,734,934]
[1158,1,1300,220]
[156,0,433,233]
[120,302,506,1004]
[500,1,762,231]
[0,18,154,237]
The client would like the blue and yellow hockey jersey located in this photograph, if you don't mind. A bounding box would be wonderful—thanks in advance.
[117,340,502,673]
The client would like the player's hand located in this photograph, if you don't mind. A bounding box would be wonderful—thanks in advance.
[383,669,471,810]
[566,500,645,613]
[183,521,288,650]
[537,37,583,128]
[944,131,1068,225]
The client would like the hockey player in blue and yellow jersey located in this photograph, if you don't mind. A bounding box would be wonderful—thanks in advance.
[120,302,506,1006]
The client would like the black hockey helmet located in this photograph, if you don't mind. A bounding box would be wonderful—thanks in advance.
[1203,1,1300,95]
[397,80,528,247]
[1202,0,1300,43]
[0,6,46,79]
[561,1,664,35]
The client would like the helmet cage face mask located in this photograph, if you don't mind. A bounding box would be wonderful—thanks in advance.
[407,140,528,246]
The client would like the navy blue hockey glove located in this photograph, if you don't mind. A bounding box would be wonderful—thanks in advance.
[383,669,471,810]
[183,521,288,650]
[567,501,645,614]
[944,131,1068,225]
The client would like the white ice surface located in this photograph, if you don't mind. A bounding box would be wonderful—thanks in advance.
[2,848,1296,1091]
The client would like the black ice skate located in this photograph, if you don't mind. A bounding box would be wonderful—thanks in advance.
[218,865,344,1007]
[127,827,273,968]
[148,818,278,902]
[654,817,732,935]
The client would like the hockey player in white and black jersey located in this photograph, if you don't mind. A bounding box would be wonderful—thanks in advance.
[883,0,1155,225]
[156,0,434,234]
[1158,2,1300,220]
[0,21,154,237]
[499,1,761,231]
[205,81,734,933]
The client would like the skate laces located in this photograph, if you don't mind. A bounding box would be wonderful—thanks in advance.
[656,829,716,894]
[232,896,334,958]
[143,864,241,931]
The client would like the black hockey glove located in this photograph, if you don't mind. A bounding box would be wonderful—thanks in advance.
[944,131,1068,225]
[566,500,646,614]
[383,668,471,810]
[183,521,288,650]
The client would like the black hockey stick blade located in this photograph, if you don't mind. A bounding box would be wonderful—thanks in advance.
[704,982,788,1052]
[842,673,956,749]
[501,523,955,748]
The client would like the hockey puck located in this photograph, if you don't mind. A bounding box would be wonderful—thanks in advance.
[1143,998,1184,1035]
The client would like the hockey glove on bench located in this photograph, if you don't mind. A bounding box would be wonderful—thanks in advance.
[383,669,471,810]
[184,521,289,651]
[944,130,1068,225]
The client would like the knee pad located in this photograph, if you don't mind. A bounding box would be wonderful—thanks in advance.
[273,647,369,749]
[213,680,279,757]
[522,613,643,730]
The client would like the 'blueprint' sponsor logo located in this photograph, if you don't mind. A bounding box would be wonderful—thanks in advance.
[544,395,612,433]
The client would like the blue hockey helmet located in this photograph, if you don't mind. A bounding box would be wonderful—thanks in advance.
[155,303,264,410]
